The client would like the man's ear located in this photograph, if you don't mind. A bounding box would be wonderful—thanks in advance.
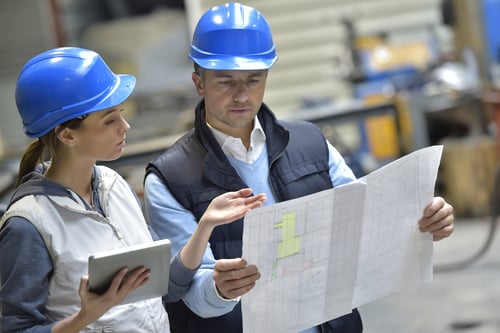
[55,125,77,147]
[192,72,204,96]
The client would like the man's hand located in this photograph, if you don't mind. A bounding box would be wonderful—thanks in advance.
[419,196,454,241]
[213,258,261,300]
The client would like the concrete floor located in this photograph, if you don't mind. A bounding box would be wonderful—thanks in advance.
[359,217,500,333]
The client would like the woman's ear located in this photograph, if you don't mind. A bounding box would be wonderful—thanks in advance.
[54,125,77,147]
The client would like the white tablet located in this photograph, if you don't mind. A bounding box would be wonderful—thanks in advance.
[88,239,171,304]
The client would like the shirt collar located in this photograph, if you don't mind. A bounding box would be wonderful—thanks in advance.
[208,117,266,163]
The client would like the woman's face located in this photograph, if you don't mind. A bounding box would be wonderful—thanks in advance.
[71,104,130,162]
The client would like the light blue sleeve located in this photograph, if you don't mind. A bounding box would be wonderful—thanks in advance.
[143,173,238,317]
[326,140,357,186]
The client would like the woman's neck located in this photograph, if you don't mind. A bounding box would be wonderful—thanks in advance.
[44,157,95,204]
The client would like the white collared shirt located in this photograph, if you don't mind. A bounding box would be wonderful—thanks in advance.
[208,118,266,163]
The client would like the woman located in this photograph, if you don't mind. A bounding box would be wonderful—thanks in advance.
[0,47,265,333]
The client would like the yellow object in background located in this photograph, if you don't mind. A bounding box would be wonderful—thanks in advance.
[369,42,431,72]
[361,93,414,158]
[365,115,399,160]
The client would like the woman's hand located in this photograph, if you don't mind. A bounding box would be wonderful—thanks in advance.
[52,266,150,333]
[79,266,150,321]
[200,188,266,228]
[179,188,266,270]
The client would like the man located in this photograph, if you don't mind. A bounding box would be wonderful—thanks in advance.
[144,3,454,333]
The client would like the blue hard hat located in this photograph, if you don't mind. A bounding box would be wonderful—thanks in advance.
[189,2,278,70]
[15,47,136,138]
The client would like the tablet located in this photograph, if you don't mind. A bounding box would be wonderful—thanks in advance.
[88,239,171,304]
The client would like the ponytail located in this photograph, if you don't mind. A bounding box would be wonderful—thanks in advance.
[15,139,45,187]
[15,117,85,187]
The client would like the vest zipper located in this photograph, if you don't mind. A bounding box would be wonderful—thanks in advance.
[105,216,123,239]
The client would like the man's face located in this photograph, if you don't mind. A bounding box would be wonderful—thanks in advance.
[192,69,268,138]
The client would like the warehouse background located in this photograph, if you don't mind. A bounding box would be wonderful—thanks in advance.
[1,0,498,217]
[0,0,454,156]
[1,1,500,332]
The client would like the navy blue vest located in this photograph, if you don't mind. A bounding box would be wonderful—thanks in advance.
[147,102,362,333]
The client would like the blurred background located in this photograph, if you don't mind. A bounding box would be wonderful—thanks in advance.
[0,0,500,332]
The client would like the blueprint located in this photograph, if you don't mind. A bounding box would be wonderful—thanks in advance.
[241,145,442,333]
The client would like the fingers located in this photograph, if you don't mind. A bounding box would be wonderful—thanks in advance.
[214,258,261,299]
[231,191,266,214]
[106,267,129,294]
[105,266,150,300]
[431,223,455,241]
[244,193,267,208]
[215,258,249,271]
[229,189,267,209]
[231,188,266,203]
[422,197,445,219]
[419,197,455,241]
[419,200,454,229]
[76,267,150,324]
[202,189,266,227]
[237,188,266,202]
[79,275,90,296]
[120,266,151,290]
[226,195,266,221]
[236,188,254,198]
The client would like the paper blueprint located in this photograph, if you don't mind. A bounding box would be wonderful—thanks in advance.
[241,145,443,333]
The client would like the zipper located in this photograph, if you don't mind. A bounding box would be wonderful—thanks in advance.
[105,216,123,240]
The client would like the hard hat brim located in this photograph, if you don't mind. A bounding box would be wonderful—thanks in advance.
[87,73,136,116]
[189,54,278,71]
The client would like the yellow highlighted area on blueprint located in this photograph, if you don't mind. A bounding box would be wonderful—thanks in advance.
[275,211,301,258]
